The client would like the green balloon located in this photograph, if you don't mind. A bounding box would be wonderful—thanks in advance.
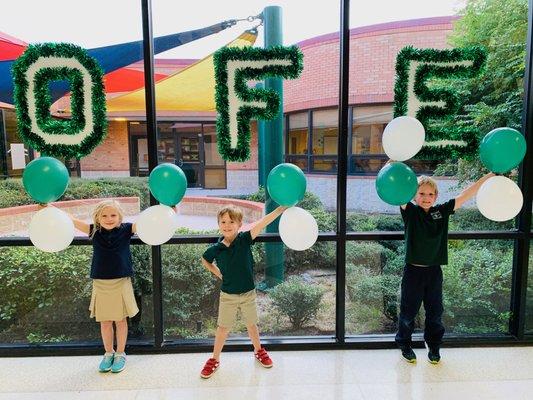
[480,127,527,173]
[375,162,418,206]
[22,157,69,203]
[267,163,307,206]
[149,163,187,206]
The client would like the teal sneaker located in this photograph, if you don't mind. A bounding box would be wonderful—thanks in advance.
[111,353,126,373]
[98,353,114,372]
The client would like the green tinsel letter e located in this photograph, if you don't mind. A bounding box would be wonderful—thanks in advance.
[12,43,107,159]
[393,46,486,159]
[214,45,303,161]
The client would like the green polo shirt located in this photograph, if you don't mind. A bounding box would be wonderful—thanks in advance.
[401,199,455,266]
[202,231,256,294]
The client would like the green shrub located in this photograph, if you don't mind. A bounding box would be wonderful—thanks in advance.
[345,242,393,271]
[0,246,92,326]
[161,244,219,331]
[450,208,514,231]
[373,214,403,232]
[269,276,325,329]
[346,263,401,324]
[443,243,513,334]
[346,213,376,231]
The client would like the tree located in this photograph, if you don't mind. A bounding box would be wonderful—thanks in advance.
[434,0,528,182]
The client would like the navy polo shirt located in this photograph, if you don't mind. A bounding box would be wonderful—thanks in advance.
[401,199,455,266]
[202,231,255,294]
[90,222,134,279]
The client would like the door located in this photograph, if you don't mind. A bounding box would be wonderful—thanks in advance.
[173,123,204,188]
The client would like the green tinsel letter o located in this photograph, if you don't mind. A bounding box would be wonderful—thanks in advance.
[12,43,107,159]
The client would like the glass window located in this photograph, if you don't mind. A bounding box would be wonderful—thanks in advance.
[0,245,153,344]
[312,109,338,155]
[346,239,513,336]
[203,124,226,189]
[525,240,533,334]
[163,242,336,341]
[287,113,308,155]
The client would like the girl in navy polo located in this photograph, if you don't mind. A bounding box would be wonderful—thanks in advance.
[68,199,138,373]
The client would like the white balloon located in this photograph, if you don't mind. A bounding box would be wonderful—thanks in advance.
[476,176,523,222]
[382,116,425,161]
[279,207,318,251]
[29,208,74,252]
[136,205,178,245]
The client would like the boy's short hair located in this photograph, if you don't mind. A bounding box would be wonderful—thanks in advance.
[417,175,439,195]
[217,205,243,223]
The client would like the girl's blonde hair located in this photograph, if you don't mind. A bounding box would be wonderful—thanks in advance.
[417,175,439,195]
[91,199,125,237]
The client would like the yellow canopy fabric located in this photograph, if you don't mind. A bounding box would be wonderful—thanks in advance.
[106,31,257,112]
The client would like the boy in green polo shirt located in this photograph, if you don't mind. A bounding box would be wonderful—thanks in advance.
[200,204,286,379]
[396,173,493,364]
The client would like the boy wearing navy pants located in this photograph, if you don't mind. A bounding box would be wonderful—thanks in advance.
[396,173,493,364]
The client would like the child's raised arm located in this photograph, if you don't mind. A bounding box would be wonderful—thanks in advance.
[454,172,495,211]
[250,206,287,240]
[39,204,91,235]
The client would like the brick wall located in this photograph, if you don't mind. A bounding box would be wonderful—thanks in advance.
[80,120,130,174]
[0,197,140,236]
[284,17,455,112]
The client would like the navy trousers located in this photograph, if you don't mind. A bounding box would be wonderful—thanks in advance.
[395,264,445,348]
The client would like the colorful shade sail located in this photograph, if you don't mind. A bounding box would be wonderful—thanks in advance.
[106,31,256,112]
[0,20,237,104]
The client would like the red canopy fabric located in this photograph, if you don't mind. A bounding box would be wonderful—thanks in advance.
[103,68,168,93]
[0,31,27,61]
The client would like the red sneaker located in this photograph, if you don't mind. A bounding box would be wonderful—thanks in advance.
[200,358,219,379]
[255,348,273,368]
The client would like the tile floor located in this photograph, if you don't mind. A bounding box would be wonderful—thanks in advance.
[1,347,533,399]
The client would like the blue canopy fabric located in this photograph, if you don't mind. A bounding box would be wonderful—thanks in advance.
[0,20,236,104]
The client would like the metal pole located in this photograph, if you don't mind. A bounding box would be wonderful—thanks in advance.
[509,0,533,339]
[335,0,350,344]
[141,0,164,347]
[258,6,285,290]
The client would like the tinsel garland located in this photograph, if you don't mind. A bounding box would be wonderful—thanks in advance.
[12,42,107,159]
[393,46,487,159]
[214,45,303,161]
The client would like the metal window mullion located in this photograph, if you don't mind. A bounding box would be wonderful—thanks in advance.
[510,0,533,339]
[335,0,350,344]
[141,0,164,348]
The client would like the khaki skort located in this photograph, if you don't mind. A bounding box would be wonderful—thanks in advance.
[89,277,139,322]
[217,289,258,329]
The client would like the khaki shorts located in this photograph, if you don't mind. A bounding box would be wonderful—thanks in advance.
[217,289,258,329]
[89,277,139,322]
